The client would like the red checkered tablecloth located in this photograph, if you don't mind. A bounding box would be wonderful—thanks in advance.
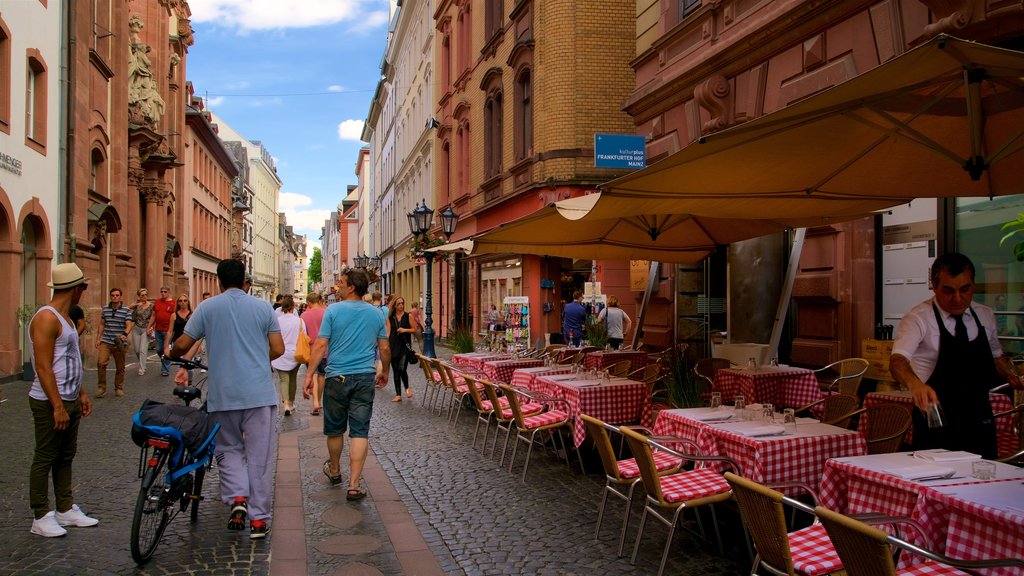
[819,453,1024,573]
[509,366,573,389]
[862,390,1017,454]
[653,409,866,493]
[714,367,822,408]
[533,375,648,447]
[930,481,1024,576]
[583,350,648,372]
[451,352,510,371]
[482,358,544,384]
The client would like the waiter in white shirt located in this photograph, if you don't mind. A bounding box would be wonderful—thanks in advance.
[890,252,1021,458]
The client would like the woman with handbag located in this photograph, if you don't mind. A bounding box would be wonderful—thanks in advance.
[387,296,419,402]
[271,295,303,415]
[129,288,154,375]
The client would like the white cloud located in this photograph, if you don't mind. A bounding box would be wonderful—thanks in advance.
[337,119,365,141]
[205,96,225,107]
[189,0,387,31]
[327,85,344,93]
[279,191,314,211]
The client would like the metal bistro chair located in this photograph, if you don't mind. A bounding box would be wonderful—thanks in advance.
[499,383,576,482]
[415,354,444,410]
[814,358,870,396]
[815,505,1024,575]
[479,380,543,465]
[694,357,732,392]
[796,393,861,429]
[461,373,508,451]
[621,426,736,576]
[436,361,481,429]
[849,403,912,454]
[580,414,684,557]
[725,473,845,576]
[606,359,634,378]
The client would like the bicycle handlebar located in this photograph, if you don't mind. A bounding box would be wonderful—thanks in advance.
[169,358,208,372]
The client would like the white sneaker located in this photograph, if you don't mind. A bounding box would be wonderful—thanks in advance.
[55,504,99,527]
[30,512,68,537]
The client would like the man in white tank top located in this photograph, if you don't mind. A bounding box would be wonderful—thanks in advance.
[28,263,99,537]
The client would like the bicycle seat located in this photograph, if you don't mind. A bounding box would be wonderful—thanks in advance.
[173,385,202,404]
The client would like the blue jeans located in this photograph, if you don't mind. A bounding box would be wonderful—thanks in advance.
[154,331,170,373]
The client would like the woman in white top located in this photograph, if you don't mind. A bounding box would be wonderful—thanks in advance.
[271,295,303,415]
[597,295,633,350]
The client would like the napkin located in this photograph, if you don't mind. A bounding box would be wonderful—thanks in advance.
[737,424,787,437]
[882,463,956,481]
[912,449,982,463]
[693,409,735,422]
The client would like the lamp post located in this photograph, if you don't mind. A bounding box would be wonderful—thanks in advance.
[409,200,459,358]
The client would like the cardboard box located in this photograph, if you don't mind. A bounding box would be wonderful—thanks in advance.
[862,339,895,381]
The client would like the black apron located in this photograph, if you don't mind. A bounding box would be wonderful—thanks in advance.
[911,304,998,459]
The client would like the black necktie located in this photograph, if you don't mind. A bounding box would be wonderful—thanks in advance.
[953,314,969,344]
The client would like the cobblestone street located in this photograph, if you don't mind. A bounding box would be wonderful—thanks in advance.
[0,350,747,575]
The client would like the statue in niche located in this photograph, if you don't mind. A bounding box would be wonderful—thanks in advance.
[89,220,107,255]
[128,15,166,127]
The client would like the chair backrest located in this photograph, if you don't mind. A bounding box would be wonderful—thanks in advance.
[480,380,513,423]
[628,363,662,384]
[416,353,436,384]
[823,358,870,396]
[497,383,533,428]
[544,344,566,355]
[814,506,897,576]
[619,426,668,505]
[724,472,798,575]
[606,360,633,378]
[694,357,732,389]
[862,404,912,454]
[434,360,458,391]
[821,394,861,428]
[580,414,623,481]
[558,352,583,365]
[460,374,488,412]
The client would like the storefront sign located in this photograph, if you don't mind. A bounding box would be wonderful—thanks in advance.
[594,134,645,169]
[630,260,649,290]
[0,152,23,176]
[882,220,936,246]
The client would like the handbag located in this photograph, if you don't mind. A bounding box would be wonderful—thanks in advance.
[406,342,418,364]
[294,320,312,364]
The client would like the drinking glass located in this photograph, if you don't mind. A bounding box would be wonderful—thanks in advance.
[710,392,722,409]
[971,460,996,480]
[769,356,780,367]
[782,408,797,434]
[734,396,746,419]
[746,357,757,371]
[762,403,775,422]
[926,401,946,428]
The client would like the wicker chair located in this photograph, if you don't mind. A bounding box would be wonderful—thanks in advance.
[795,393,861,429]
[461,374,508,451]
[580,414,683,557]
[499,383,577,482]
[994,402,1023,461]
[815,505,1024,575]
[694,357,732,392]
[606,359,634,378]
[628,363,663,384]
[850,404,912,454]
[814,358,870,396]
[436,361,483,428]
[621,426,736,576]
[725,473,845,576]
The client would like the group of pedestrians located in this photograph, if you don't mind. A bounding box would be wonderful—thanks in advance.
[26,258,403,544]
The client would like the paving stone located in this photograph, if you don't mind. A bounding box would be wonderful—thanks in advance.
[314,534,384,555]
[322,505,363,529]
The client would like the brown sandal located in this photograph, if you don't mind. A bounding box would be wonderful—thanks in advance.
[346,486,367,501]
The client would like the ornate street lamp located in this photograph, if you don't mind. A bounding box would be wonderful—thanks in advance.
[369,255,381,270]
[353,253,369,269]
[440,206,460,239]
[409,200,437,357]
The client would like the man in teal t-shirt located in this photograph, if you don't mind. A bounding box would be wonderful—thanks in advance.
[305,269,388,500]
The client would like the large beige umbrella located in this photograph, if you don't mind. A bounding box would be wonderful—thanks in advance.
[436,204,800,264]
[573,35,1024,226]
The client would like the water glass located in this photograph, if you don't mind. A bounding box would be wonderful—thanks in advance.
[601,370,611,384]
[762,403,775,422]
[710,392,722,409]
[926,401,946,428]
[734,396,746,419]
[769,356,779,367]
[782,408,797,434]
[746,357,757,371]
[971,460,996,480]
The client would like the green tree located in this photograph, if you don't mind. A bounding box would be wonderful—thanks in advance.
[308,247,322,290]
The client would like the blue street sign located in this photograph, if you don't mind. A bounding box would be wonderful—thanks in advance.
[594,133,646,169]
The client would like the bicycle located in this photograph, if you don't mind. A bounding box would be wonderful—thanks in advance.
[129,358,219,565]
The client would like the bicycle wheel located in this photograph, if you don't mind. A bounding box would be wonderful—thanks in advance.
[189,464,205,523]
[130,452,172,564]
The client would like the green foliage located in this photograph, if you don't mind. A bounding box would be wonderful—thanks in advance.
[308,247,322,283]
[584,318,609,348]
[448,326,476,353]
[653,347,704,409]
[16,304,38,324]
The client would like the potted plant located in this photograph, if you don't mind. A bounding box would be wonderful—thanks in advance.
[653,346,705,409]
[447,326,476,353]
[16,304,38,381]
[584,318,609,348]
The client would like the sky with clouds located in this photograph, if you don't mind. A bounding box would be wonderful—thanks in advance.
[186,0,391,256]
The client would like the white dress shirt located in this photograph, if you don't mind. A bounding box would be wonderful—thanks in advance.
[892,298,1004,383]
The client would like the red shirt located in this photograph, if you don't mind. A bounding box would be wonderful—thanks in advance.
[152,298,176,331]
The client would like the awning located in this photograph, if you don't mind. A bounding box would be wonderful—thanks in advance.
[423,239,474,254]
[589,35,1024,223]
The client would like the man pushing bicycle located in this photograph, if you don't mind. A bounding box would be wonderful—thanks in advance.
[170,259,284,539]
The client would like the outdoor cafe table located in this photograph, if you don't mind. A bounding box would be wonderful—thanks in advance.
[862,390,1016,455]
[481,357,544,384]
[653,408,866,493]
[451,352,510,371]
[509,365,574,389]
[532,374,648,447]
[583,350,648,372]
[819,452,1024,574]
[714,366,822,409]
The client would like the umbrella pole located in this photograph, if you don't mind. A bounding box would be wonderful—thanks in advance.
[632,261,660,350]
[768,228,806,359]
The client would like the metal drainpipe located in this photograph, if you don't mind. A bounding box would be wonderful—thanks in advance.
[60,0,76,263]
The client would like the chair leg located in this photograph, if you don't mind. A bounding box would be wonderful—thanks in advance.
[471,413,483,448]
[617,482,638,557]
[594,482,611,540]
[499,425,515,466]
[630,505,651,566]
[521,429,541,483]
[659,506,686,576]
[710,505,723,556]
[508,429,523,472]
